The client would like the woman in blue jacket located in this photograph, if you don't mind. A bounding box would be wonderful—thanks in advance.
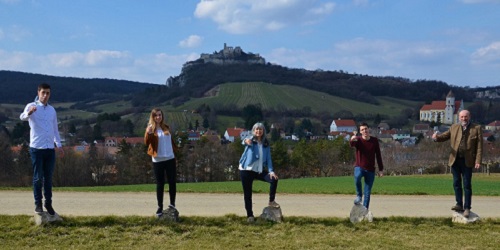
[239,122,279,222]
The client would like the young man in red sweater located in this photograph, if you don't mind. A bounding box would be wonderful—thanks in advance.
[349,122,384,209]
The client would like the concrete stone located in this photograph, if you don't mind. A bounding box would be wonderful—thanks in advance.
[260,206,283,223]
[350,204,373,224]
[452,211,480,224]
[158,207,180,222]
[31,212,63,226]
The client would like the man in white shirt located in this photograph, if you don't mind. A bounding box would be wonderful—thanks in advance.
[20,83,64,215]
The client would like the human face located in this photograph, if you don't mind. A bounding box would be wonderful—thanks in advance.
[153,111,163,124]
[459,110,470,126]
[253,127,264,139]
[359,125,370,139]
[37,88,51,105]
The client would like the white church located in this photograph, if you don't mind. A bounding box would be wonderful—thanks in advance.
[419,90,464,125]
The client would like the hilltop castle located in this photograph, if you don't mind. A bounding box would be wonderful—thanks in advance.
[185,43,266,67]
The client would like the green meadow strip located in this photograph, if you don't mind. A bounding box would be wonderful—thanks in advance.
[1,215,499,249]
[2,174,499,196]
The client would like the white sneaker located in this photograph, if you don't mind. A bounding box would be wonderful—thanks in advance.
[354,196,362,205]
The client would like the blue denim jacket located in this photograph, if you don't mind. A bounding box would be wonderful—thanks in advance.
[238,139,274,173]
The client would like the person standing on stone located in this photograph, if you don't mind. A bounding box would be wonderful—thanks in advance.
[144,108,178,218]
[239,122,279,223]
[20,83,64,215]
[432,110,483,218]
[350,122,384,209]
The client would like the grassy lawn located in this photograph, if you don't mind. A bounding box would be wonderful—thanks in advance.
[2,174,499,196]
[1,215,498,249]
[2,175,499,249]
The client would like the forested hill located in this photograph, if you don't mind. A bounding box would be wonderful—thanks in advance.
[154,62,476,107]
[0,70,153,104]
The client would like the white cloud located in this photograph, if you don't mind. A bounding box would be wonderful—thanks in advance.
[0,49,191,84]
[267,38,466,82]
[194,0,335,34]
[471,42,500,65]
[179,35,203,48]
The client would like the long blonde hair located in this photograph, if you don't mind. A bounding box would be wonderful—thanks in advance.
[148,108,170,135]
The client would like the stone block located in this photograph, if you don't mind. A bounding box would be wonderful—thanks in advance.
[452,211,480,224]
[350,204,373,224]
[158,207,180,222]
[31,212,63,226]
[260,206,283,223]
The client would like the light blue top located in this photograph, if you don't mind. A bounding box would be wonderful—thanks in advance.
[238,137,274,173]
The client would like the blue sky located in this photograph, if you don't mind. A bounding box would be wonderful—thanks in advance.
[1,0,499,87]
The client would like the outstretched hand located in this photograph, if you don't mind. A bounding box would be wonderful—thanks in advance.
[244,138,252,145]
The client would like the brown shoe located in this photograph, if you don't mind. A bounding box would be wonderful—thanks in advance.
[463,209,470,218]
[451,205,464,212]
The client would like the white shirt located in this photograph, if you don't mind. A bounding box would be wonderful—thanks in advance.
[152,129,175,163]
[20,101,62,149]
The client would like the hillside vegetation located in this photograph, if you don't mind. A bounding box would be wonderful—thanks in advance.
[175,82,421,116]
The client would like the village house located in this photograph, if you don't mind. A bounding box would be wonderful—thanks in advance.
[486,121,500,131]
[224,127,251,142]
[413,123,430,135]
[330,119,357,133]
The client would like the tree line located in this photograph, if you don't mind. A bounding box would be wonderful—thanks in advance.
[2,127,499,187]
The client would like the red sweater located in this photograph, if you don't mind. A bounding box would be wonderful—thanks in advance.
[350,136,384,172]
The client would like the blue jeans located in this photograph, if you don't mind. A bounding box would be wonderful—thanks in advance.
[451,157,473,209]
[354,166,375,209]
[240,170,278,217]
[30,148,56,206]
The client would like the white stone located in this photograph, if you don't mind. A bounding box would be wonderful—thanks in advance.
[452,211,480,224]
[350,204,368,224]
[32,212,63,226]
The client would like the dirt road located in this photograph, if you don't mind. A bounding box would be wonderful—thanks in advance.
[1,191,499,218]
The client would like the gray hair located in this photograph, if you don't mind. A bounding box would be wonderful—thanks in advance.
[251,122,269,147]
[252,122,266,135]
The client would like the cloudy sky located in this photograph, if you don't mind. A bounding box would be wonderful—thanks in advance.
[1,0,499,87]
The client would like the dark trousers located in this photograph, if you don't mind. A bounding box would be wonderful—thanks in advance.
[240,170,278,217]
[153,159,176,208]
[451,157,473,209]
[30,148,55,206]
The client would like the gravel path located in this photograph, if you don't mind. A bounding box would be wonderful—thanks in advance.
[1,191,499,218]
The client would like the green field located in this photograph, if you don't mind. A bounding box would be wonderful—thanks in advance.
[2,175,499,249]
[3,174,499,196]
[1,215,498,249]
[175,82,422,116]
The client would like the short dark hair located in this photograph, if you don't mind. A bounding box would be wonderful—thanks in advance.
[359,122,369,128]
[38,83,51,91]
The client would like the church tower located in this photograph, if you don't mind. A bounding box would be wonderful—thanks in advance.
[444,90,455,124]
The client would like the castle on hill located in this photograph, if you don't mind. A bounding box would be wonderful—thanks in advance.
[185,43,266,67]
